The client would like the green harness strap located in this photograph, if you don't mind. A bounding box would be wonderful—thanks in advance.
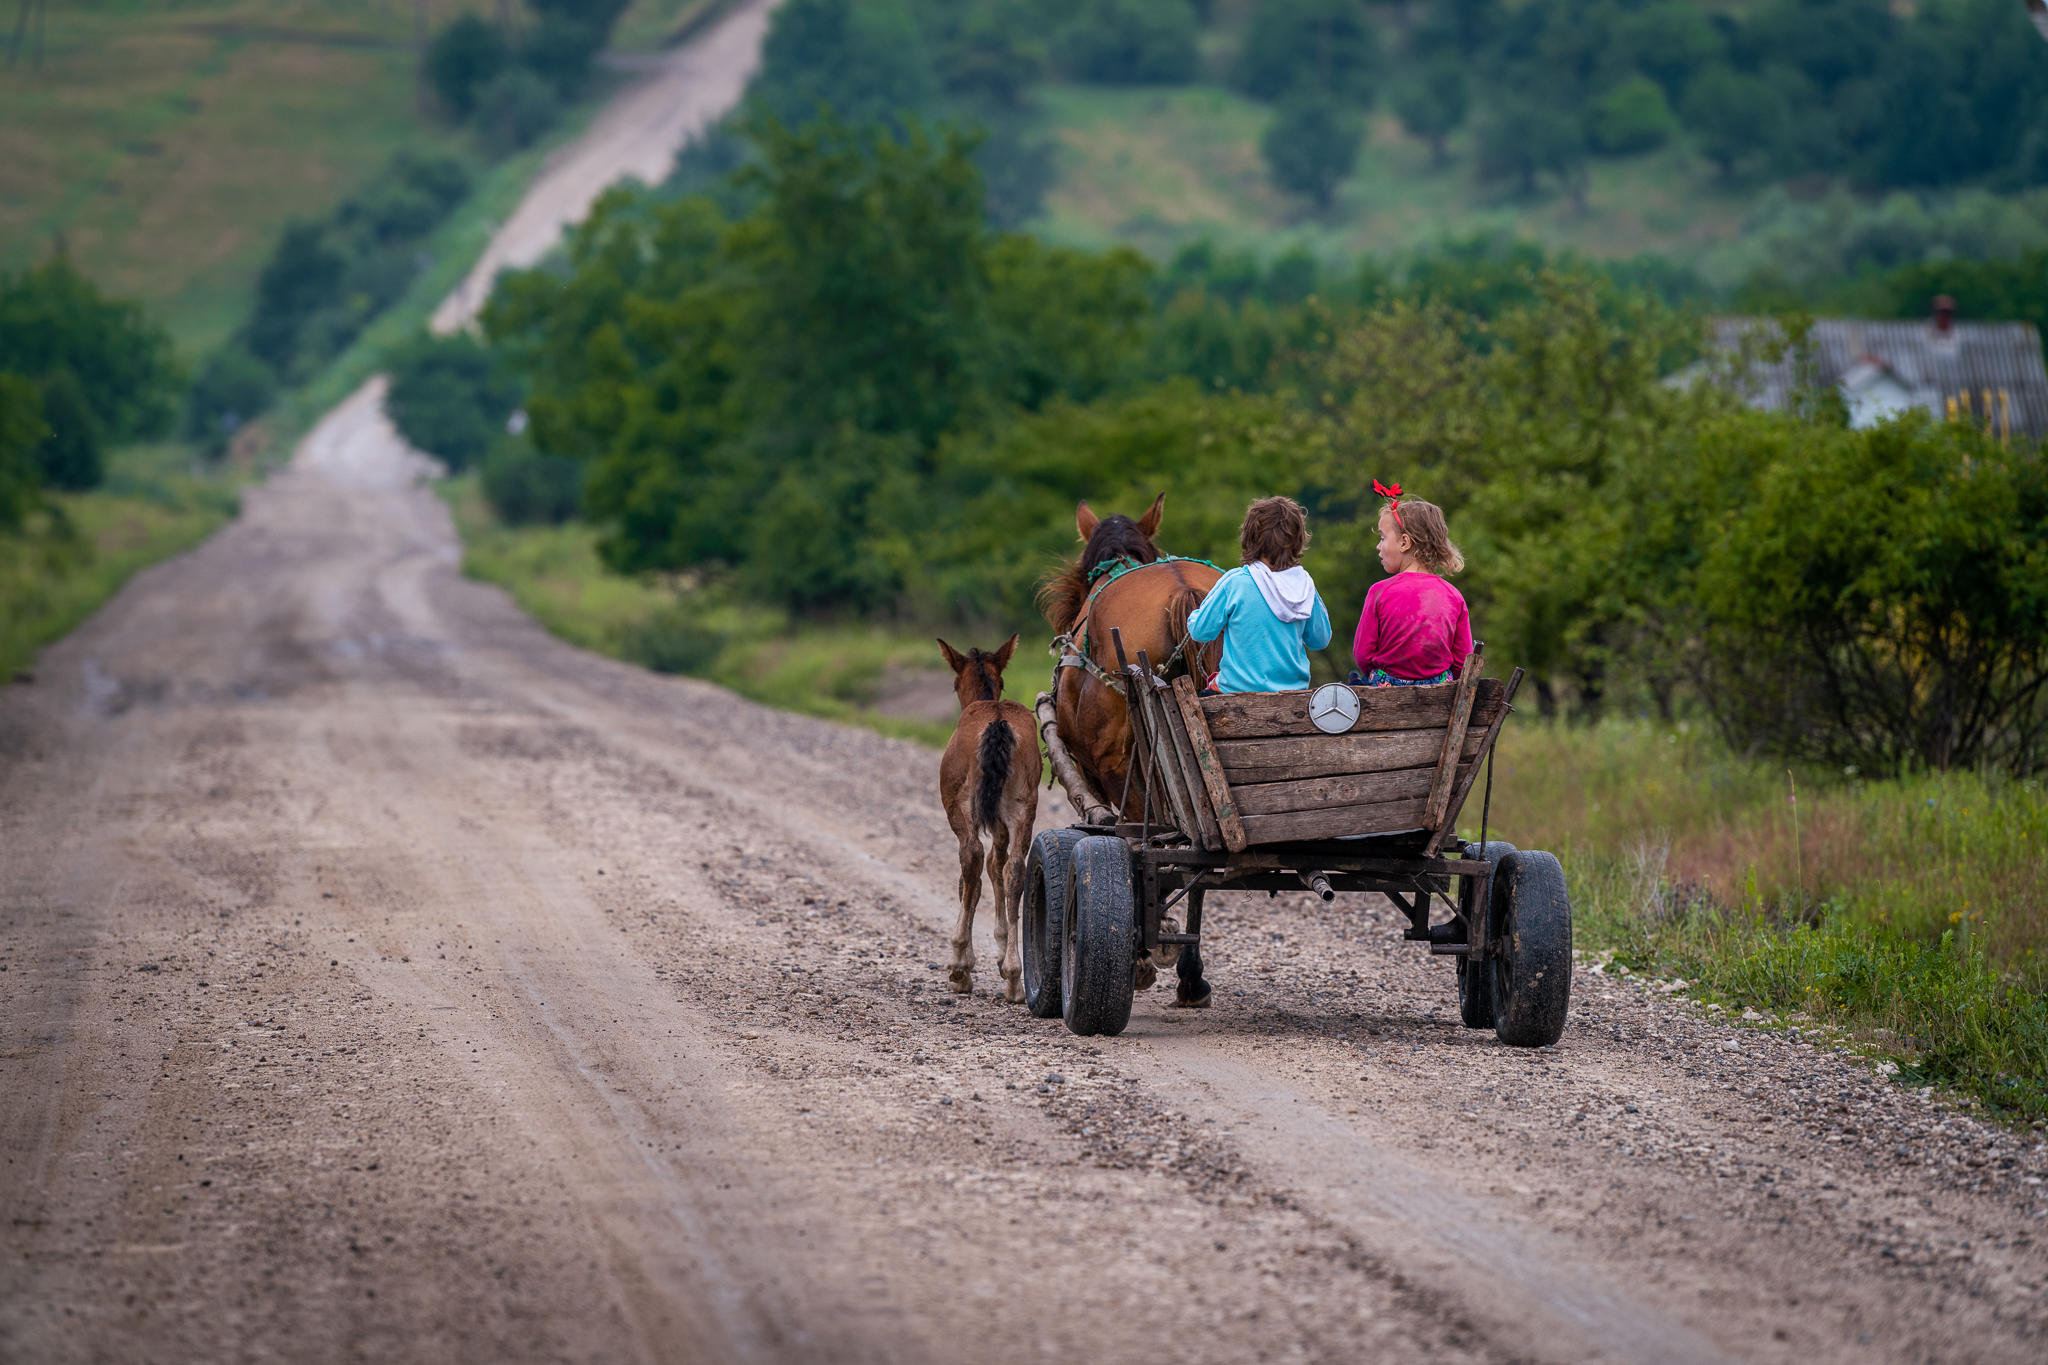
[1049,554,1222,695]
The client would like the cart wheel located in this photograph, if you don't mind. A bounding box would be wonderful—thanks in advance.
[1023,828,1087,1019]
[1456,842,1516,1030]
[1062,836,1138,1037]
[1489,850,1573,1047]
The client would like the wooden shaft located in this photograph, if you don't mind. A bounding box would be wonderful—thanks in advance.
[1172,676,1248,853]
[1424,648,1486,831]
[1423,667,1523,857]
[1035,690,1115,825]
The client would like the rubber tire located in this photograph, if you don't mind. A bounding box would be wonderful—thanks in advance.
[1023,828,1087,1019]
[1456,842,1516,1029]
[1062,836,1138,1038]
[1489,849,1573,1047]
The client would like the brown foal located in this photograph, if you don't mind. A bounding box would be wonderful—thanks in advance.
[936,635,1039,1002]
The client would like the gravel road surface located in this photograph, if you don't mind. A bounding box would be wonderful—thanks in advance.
[6,0,2047,1356]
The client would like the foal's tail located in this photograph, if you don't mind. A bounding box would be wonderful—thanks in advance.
[975,718,1016,833]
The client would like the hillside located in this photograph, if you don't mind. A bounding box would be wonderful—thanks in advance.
[0,0,708,356]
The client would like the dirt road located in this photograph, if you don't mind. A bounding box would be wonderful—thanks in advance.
[2,371,2045,1365]
[7,2,2048,1358]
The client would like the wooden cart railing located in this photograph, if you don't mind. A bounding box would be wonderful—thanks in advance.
[1048,643,1523,856]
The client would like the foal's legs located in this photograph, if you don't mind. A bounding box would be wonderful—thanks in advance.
[994,804,1033,1003]
[949,829,983,993]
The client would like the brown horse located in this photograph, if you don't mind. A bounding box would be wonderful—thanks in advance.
[1039,494,1222,820]
[936,636,1038,1002]
[1039,495,1222,1005]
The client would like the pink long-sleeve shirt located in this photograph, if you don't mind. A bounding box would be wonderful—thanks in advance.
[1351,572,1473,680]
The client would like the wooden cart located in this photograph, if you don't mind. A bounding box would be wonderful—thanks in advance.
[1024,636,1572,1044]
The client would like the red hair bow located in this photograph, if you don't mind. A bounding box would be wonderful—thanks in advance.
[1372,479,1402,499]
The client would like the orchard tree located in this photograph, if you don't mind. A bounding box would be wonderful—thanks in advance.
[1393,62,1469,165]
[1682,67,1783,178]
[1233,0,1380,102]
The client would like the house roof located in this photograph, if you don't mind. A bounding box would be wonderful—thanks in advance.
[1705,317,2048,440]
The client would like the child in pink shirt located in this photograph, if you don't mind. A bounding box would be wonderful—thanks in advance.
[1351,494,1471,685]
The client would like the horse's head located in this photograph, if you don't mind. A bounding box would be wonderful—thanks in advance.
[1039,494,1167,634]
[937,635,1017,709]
[1075,493,1165,578]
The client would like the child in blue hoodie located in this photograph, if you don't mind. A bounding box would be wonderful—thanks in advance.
[1186,497,1331,693]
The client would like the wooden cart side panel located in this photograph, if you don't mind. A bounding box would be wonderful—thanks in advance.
[1200,678,1505,739]
[1137,681,1204,846]
[1230,760,1473,817]
[1423,651,1486,831]
[1214,725,1492,785]
[1238,796,1432,844]
[1424,667,1525,857]
[1172,676,1247,853]
[1158,688,1224,851]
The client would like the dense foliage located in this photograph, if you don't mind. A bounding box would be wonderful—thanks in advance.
[468,116,2048,778]
[424,0,629,148]
[0,258,179,494]
[185,151,472,453]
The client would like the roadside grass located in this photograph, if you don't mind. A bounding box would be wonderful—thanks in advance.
[1030,83,1753,268]
[441,475,1041,749]
[1471,720,2048,1125]
[0,442,239,681]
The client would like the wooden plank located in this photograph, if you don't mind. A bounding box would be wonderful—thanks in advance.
[1213,725,1493,784]
[1138,679,1203,845]
[1424,667,1524,857]
[1238,796,1431,845]
[1159,687,1224,850]
[1035,690,1115,825]
[1201,679,1504,740]
[1231,761,1473,817]
[1172,676,1247,853]
[1424,652,1486,831]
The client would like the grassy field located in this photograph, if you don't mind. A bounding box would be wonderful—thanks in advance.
[0,441,240,681]
[0,0,691,356]
[1031,83,1756,270]
[442,487,2048,1127]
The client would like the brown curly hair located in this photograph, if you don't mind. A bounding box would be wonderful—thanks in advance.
[1240,496,1310,570]
[1388,497,1464,574]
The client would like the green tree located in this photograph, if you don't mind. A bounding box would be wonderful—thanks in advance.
[0,257,178,444]
[1261,92,1365,209]
[1619,1,1722,102]
[1682,67,1783,178]
[750,0,941,128]
[474,67,560,155]
[424,13,508,118]
[1475,103,1585,203]
[1392,62,1469,165]
[383,333,522,472]
[1232,0,1380,103]
[184,345,276,457]
[30,369,100,491]
[1587,76,1676,156]
[1053,0,1200,85]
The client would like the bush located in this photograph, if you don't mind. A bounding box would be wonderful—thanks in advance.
[0,257,178,442]
[1261,91,1364,209]
[1053,0,1199,85]
[1231,0,1379,103]
[1683,66,1783,177]
[481,439,581,524]
[618,606,729,676]
[383,333,520,472]
[183,345,276,456]
[475,66,560,155]
[1587,76,1676,156]
[0,374,44,530]
[1688,413,2048,777]
[425,13,508,118]
[31,370,101,491]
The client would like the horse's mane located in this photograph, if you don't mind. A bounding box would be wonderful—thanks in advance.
[1036,515,1160,635]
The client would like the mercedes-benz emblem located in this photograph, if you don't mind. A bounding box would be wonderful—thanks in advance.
[1308,683,1360,734]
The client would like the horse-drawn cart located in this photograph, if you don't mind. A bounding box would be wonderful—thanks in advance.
[1024,637,1572,1045]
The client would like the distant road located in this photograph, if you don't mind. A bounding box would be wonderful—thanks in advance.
[429,0,777,335]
